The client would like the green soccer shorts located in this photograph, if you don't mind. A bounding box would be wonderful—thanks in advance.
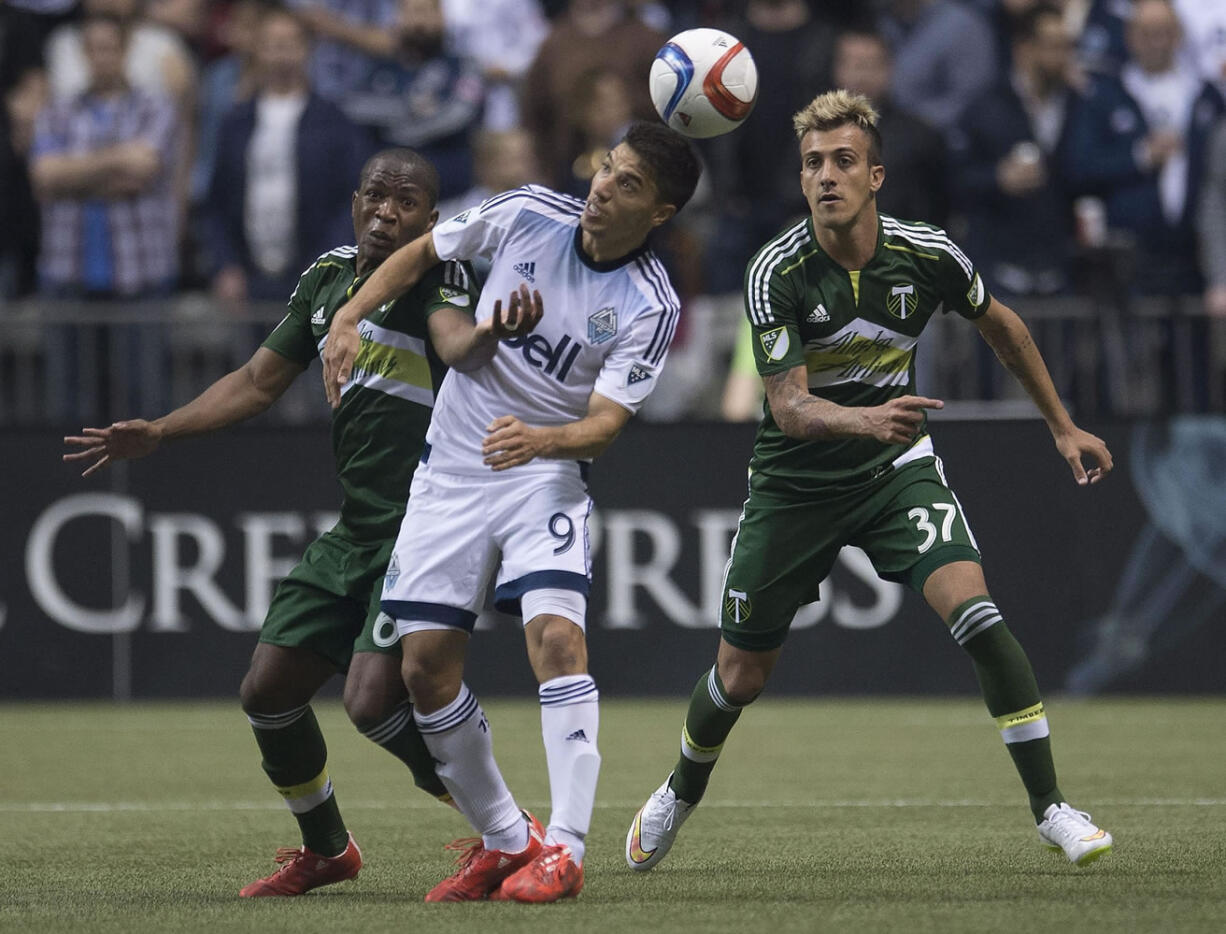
[258,530,400,670]
[720,454,982,652]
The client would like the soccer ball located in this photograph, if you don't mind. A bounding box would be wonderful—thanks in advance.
[649,28,758,139]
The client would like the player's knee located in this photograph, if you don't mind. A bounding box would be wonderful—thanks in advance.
[530,615,587,680]
[343,655,408,730]
[716,658,768,707]
[342,682,395,732]
[401,652,458,711]
[238,667,274,715]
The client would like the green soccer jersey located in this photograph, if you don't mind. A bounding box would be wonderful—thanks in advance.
[744,213,991,493]
[262,246,479,541]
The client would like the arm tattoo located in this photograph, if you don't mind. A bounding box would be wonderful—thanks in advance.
[763,371,834,440]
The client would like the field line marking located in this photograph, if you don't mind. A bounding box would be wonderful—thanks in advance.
[5,797,1225,814]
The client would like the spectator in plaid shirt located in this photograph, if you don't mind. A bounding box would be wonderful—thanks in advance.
[30,11,180,298]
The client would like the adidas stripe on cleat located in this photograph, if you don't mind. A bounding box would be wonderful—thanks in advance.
[238,832,362,897]
[492,843,584,902]
[424,811,544,902]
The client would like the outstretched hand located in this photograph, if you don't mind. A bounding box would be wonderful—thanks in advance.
[63,420,162,477]
[487,283,544,339]
[1055,427,1113,485]
[322,314,362,409]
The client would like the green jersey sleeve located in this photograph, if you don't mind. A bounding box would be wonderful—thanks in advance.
[262,263,325,365]
[936,234,992,321]
[744,252,805,377]
[419,259,481,318]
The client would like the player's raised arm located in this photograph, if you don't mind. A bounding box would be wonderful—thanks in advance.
[973,296,1113,485]
[323,230,441,407]
[428,283,543,373]
[63,347,304,477]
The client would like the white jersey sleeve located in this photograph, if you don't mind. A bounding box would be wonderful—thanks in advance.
[431,187,533,264]
[593,254,680,413]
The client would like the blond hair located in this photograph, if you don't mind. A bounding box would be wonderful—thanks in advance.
[792,90,883,164]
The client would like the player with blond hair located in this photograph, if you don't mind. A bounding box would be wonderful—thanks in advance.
[626,90,1115,871]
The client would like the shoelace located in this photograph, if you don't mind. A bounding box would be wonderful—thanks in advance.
[442,837,484,871]
[646,792,679,835]
[272,846,306,869]
[1049,807,1094,839]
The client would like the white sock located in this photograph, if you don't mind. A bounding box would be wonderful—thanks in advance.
[414,683,527,852]
[539,674,601,864]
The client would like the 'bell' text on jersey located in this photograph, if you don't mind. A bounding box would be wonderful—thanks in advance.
[427,184,680,476]
[745,214,991,493]
[262,246,477,539]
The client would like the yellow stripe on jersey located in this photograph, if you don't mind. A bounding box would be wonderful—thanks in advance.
[778,247,821,277]
[353,339,433,392]
[805,340,914,388]
[883,242,940,261]
[848,269,861,305]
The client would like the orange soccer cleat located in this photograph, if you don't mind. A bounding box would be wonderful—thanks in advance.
[491,843,584,903]
[238,832,362,897]
[423,811,544,902]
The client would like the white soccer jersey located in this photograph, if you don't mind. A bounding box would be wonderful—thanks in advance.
[426,184,680,476]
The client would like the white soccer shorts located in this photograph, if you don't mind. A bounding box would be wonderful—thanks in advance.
[381,458,592,636]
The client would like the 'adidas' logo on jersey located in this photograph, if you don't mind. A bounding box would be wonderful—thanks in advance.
[565,729,590,743]
[311,306,326,325]
[806,304,829,323]
[513,261,536,282]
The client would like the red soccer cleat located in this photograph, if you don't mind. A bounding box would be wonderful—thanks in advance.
[424,811,544,902]
[491,843,584,903]
[238,832,362,897]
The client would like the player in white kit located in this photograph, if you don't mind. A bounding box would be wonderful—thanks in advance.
[322,122,702,903]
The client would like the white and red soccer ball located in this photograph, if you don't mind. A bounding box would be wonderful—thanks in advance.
[649,28,758,139]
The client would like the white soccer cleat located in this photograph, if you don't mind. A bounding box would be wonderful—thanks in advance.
[625,774,694,871]
[1037,803,1113,866]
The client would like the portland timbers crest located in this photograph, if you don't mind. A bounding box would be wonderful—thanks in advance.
[886,283,918,320]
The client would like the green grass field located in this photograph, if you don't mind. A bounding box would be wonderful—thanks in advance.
[3,697,1223,933]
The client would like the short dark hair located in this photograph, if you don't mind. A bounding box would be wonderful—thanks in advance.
[358,147,440,208]
[620,121,701,212]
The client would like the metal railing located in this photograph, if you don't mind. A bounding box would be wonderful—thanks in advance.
[1,291,1223,426]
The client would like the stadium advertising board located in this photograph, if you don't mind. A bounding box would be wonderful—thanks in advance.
[2,418,1223,698]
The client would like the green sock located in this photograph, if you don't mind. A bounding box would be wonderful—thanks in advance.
[951,597,1063,822]
[248,705,350,856]
[358,700,450,801]
[669,666,745,805]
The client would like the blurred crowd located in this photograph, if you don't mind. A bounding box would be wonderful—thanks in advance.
[1,0,1224,415]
